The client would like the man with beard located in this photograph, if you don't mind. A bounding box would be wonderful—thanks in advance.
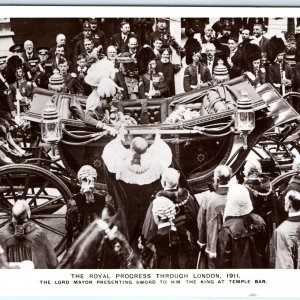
[183,50,212,92]
[156,47,181,97]
[65,165,106,249]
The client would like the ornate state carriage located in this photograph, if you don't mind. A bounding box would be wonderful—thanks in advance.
[0,74,299,254]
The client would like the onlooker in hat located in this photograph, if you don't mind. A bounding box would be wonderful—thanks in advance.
[217,184,268,268]
[8,44,24,64]
[274,190,300,269]
[49,33,72,62]
[36,47,53,78]
[65,165,106,249]
[72,21,93,67]
[226,37,243,79]
[184,18,209,40]
[220,18,243,41]
[197,165,232,269]
[243,43,266,87]
[141,167,199,268]
[156,47,181,97]
[184,29,202,65]
[110,19,138,53]
[149,18,184,57]
[89,18,107,50]
[266,36,294,95]
[183,50,212,92]
[57,58,83,95]
[138,56,168,99]
[0,200,57,269]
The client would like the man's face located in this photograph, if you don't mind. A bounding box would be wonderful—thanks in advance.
[107,47,117,60]
[78,58,86,68]
[228,39,237,51]
[83,29,92,38]
[252,59,260,70]
[153,40,162,50]
[161,50,170,63]
[84,40,94,52]
[148,60,157,71]
[90,23,97,31]
[128,38,138,52]
[121,23,130,35]
[206,47,216,58]
[253,25,263,38]
[24,41,33,54]
[204,27,213,37]
[58,62,68,75]
[57,35,66,46]
[38,53,49,63]
[241,29,250,41]
[157,20,167,30]
[192,52,201,63]
[222,29,231,37]
[16,68,24,79]
[277,52,285,62]
[55,47,65,58]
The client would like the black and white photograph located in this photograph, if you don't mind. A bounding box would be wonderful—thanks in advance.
[0,5,299,297]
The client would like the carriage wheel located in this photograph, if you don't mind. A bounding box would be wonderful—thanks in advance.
[271,170,298,198]
[0,164,72,256]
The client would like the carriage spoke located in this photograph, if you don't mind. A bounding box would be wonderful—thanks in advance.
[4,174,17,201]
[0,218,11,228]
[28,181,49,206]
[33,219,65,236]
[31,195,64,213]
[22,173,30,198]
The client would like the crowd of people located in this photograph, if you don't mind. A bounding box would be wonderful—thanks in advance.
[0,17,299,269]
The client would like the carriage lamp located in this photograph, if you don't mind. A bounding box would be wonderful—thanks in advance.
[41,100,62,145]
[235,91,255,150]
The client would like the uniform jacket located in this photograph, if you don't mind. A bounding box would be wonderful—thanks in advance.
[71,30,107,49]
[138,71,168,99]
[259,36,269,53]
[63,73,84,95]
[227,49,244,79]
[217,213,268,268]
[267,61,294,89]
[0,221,57,269]
[274,214,300,269]
[183,63,212,92]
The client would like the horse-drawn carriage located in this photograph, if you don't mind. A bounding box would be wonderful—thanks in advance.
[0,74,299,255]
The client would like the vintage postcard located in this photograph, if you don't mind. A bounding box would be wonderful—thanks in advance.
[0,5,299,298]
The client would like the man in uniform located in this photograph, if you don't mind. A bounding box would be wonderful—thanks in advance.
[138,58,168,99]
[184,50,212,92]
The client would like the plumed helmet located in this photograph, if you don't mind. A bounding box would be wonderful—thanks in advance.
[136,46,156,75]
[266,36,286,63]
